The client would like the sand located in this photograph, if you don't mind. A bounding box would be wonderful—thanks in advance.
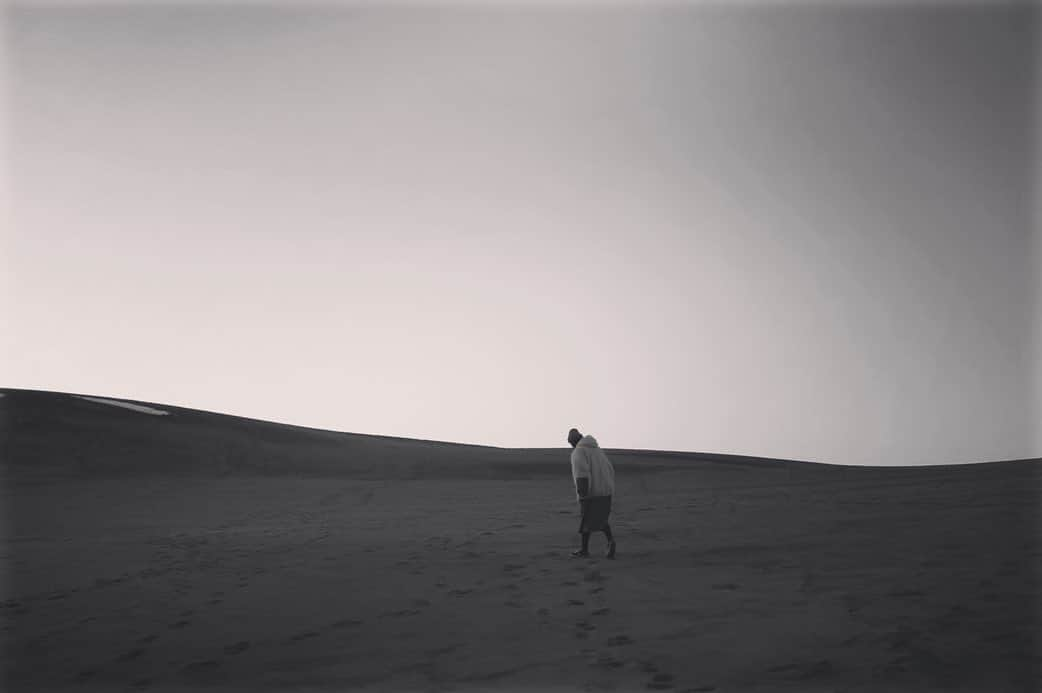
[73,397,170,416]
[1,389,1039,692]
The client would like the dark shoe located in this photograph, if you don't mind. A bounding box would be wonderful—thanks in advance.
[571,549,590,558]
[605,541,616,559]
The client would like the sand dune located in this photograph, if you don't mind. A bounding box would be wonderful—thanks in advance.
[73,396,170,416]
[1,388,1039,692]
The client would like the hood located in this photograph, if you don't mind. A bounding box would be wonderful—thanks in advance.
[577,435,599,448]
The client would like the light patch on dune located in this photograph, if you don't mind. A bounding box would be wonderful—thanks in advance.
[75,396,169,416]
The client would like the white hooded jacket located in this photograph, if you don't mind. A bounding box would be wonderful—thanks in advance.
[570,435,615,499]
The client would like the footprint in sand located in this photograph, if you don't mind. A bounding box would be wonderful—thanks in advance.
[574,620,596,639]
[592,607,611,616]
[330,618,363,629]
[607,634,633,647]
[568,599,585,606]
[383,608,422,618]
[94,576,126,588]
[593,653,625,669]
[223,641,250,655]
[169,620,190,630]
[449,589,474,598]
[179,660,221,678]
[137,634,159,645]
[647,672,675,689]
[289,631,320,642]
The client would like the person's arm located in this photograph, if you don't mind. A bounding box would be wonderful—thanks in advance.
[575,476,590,499]
[571,447,590,499]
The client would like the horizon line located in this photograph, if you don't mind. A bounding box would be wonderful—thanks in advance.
[2,386,1039,470]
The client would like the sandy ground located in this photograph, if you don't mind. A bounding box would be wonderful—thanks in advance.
[4,461,1039,693]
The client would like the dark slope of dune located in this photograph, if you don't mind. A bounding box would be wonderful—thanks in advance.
[1,387,534,480]
[2,387,706,480]
[0,388,821,481]
[3,388,1031,481]
[1,388,1040,693]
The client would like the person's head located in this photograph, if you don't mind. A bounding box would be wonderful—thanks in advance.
[567,428,583,448]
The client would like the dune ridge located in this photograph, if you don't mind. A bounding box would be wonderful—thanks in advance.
[2,388,1034,481]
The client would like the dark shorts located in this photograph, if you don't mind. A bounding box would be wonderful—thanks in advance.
[579,495,612,533]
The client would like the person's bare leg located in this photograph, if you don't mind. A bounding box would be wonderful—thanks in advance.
[603,525,616,559]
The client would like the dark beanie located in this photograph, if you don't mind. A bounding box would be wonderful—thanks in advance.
[567,428,583,446]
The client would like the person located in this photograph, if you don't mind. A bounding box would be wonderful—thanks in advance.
[568,427,616,559]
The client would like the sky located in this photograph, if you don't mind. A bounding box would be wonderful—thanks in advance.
[1036,5,1042,458]
[3,1,1039,465]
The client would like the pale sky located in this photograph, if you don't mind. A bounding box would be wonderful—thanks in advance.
[3,1,1039,465]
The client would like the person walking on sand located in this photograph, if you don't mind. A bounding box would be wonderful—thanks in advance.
[568,428,616,559]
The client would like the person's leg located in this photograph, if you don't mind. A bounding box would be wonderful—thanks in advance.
[603,523,616,559]
[603,525,613,543]
[573,498,591,557]
[572,531,591,557]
